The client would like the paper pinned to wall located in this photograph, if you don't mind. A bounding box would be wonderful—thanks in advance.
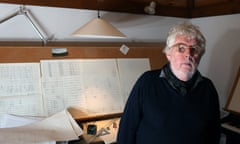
[117,58,150,104]
[0,58,151,118]
[0,63,44,116]
[40,59,123,116]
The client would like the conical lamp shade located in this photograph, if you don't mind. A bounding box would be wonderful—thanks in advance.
[72,18,126,38]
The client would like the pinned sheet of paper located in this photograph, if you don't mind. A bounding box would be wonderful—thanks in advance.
[0,110,83,144]
[120,44,129,55]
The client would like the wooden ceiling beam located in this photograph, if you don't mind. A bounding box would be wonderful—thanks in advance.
[192,1,240,18]
[0,0,99,9]
[0,0,239,18]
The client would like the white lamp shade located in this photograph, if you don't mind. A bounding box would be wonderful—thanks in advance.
[72,18,126,38]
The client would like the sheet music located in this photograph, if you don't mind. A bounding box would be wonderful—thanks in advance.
[81,59,123,114]
[41,59,123,116]
[41,59,85,116]
[117,58,150,104]
[0,63,44,116]
[0,59,151,117]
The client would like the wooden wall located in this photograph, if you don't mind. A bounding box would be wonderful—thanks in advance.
[0,45,167,70]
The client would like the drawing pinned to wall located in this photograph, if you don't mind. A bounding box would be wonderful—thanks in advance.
[117,58,150,104]
[40,59,123,116]
[41,59,85,116]
[0,63,44,116]
[80,59,123,114]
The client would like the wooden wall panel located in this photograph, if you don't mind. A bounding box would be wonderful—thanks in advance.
[0,46,167,70]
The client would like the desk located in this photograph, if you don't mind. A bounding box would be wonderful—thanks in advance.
[71,114,120,144]
[66,136,116,144]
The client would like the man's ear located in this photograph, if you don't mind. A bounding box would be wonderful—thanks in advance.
[165,51,171,61]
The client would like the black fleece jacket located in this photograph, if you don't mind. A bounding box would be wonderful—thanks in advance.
[117,66,220,144]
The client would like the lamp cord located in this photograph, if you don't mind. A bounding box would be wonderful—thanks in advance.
[97,0,100,18]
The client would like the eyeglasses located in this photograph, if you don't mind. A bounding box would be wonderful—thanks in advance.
[171,43,201,55]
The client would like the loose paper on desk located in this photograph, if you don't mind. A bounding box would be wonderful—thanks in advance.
[0,113,43,128]
[0,110,83,144]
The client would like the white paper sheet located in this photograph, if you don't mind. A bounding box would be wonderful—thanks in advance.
[0,113,43,128]
[117,58,150,104]
[81,59,123,115]
[0,59,151,118]
[41,59,123,116]
[0,63,44,116]
[0,110,83,144]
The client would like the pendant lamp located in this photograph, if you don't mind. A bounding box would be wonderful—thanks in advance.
[72,1,126,39]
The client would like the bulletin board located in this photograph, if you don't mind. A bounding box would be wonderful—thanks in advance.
[0,44,167,121]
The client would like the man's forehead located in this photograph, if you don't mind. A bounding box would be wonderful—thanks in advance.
[174,34,197,43]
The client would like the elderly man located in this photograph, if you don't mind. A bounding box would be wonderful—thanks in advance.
[117,22,220,144]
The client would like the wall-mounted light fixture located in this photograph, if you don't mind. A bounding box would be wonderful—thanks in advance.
[0,5,50,45]
[72,0,126,39]
[144,1,157,15]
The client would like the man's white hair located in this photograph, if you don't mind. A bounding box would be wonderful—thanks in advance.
[163,22,206,56]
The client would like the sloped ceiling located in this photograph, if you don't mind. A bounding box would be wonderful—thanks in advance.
[0,0,239,18]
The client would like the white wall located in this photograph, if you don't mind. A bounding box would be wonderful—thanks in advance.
[0,3,187,42]
[0,3,240,109]
[192,14,240,108]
